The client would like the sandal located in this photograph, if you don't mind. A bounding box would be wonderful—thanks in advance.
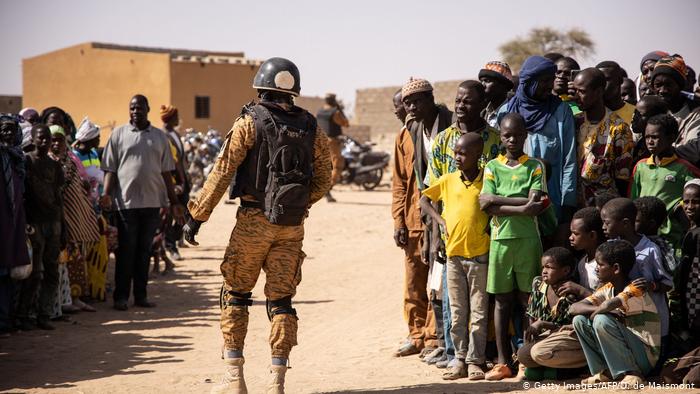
[442,361,467,380]
[581,372,611,386]
[394,342,420,357]
[485,364,513,381]
[467,364,485,381]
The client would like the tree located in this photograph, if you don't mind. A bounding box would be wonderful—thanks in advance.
[499,27,595,74]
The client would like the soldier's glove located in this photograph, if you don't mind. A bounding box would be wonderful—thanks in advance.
[183,213,203,246]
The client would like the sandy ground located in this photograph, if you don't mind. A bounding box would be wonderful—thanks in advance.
[1,186,698,393]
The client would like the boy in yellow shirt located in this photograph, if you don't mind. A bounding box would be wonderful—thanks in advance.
[421,133,490,380]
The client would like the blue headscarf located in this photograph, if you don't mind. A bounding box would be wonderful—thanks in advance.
[506,56,562,132]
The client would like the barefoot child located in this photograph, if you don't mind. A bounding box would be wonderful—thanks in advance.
[570,240,660,387]
[421,132,490,381]
[479,113,547,380]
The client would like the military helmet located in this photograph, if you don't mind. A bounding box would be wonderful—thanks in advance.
[252,57,301,97]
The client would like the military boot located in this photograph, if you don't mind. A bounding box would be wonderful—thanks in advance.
[211,357,247,394]
[266,365,287,394]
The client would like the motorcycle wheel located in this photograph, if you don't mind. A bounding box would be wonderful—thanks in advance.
[361,168,383,191]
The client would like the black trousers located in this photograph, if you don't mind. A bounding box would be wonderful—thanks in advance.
[113,208,160,303]
[16,221,61,319]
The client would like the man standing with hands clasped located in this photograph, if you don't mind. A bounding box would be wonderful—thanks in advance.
[100,94,184,311]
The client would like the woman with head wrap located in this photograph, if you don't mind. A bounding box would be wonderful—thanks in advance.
[497,56,578,223]
[41,106,77,142]
[72,117,103,204]
[49,125,99,314]
[71,117,110,300]
[19,108,39,125]
[0,114,31,332]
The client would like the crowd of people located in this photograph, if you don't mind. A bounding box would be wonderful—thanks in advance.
[3,48,700,390]
[391,51,700,387]
[0,97,190,331]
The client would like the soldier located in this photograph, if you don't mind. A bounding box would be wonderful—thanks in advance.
[316,93,349,202]
[183,57,332,394]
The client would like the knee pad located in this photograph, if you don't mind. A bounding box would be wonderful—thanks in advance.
[220,285,253,310]
[266,296,297,321]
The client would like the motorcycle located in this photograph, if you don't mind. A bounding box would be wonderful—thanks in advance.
[184,128,221,196]
[340,135,390,190]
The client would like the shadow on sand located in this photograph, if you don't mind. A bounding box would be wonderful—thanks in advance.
[0,269,218,391]
[317,381,528,394]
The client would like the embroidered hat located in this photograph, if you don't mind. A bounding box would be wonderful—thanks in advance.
[478,61,514,89]
[401,77,433,99]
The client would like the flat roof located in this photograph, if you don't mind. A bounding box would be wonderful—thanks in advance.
[90,42,245,59]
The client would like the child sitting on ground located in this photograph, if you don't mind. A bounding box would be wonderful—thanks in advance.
[517,247,587,380]
[479,113,547,380]
[569,240,661,388]
[421,132,490,381]
[601,197,673,372]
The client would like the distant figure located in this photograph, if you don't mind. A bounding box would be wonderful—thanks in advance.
[316,93,349,202]
[160,105,189,261]
[393,88,407,124]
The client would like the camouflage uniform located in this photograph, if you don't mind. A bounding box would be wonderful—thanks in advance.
[188,115,331,359]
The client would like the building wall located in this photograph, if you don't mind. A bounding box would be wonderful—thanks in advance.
[0,95,22,114]
[23,43,171,143]
[354,79,465,140]
[295,96,324,116]
[169,61,258,134]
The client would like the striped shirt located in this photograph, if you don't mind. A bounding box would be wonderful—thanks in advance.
[57,154,100,243]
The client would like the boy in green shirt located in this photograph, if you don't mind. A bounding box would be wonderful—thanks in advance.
[630,114,700,247]
[479,113,547,380]
[421,133,490,381]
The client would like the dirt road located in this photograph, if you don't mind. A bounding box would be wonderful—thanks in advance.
[1,187,695,393]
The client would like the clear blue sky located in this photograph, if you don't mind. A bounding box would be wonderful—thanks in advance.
[2,0,699,112]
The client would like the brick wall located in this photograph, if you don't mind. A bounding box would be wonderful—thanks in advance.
[354,79,468,141]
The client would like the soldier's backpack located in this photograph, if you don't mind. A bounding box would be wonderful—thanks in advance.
[241,102,316,226]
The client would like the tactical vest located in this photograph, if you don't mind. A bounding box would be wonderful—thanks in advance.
[232,102,316,226]
[316,108,341,137]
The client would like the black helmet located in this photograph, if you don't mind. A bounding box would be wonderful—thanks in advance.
[252,57,301,97]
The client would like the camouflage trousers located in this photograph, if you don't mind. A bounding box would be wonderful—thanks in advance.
[327,136,344,185]
[220,207,305,359]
